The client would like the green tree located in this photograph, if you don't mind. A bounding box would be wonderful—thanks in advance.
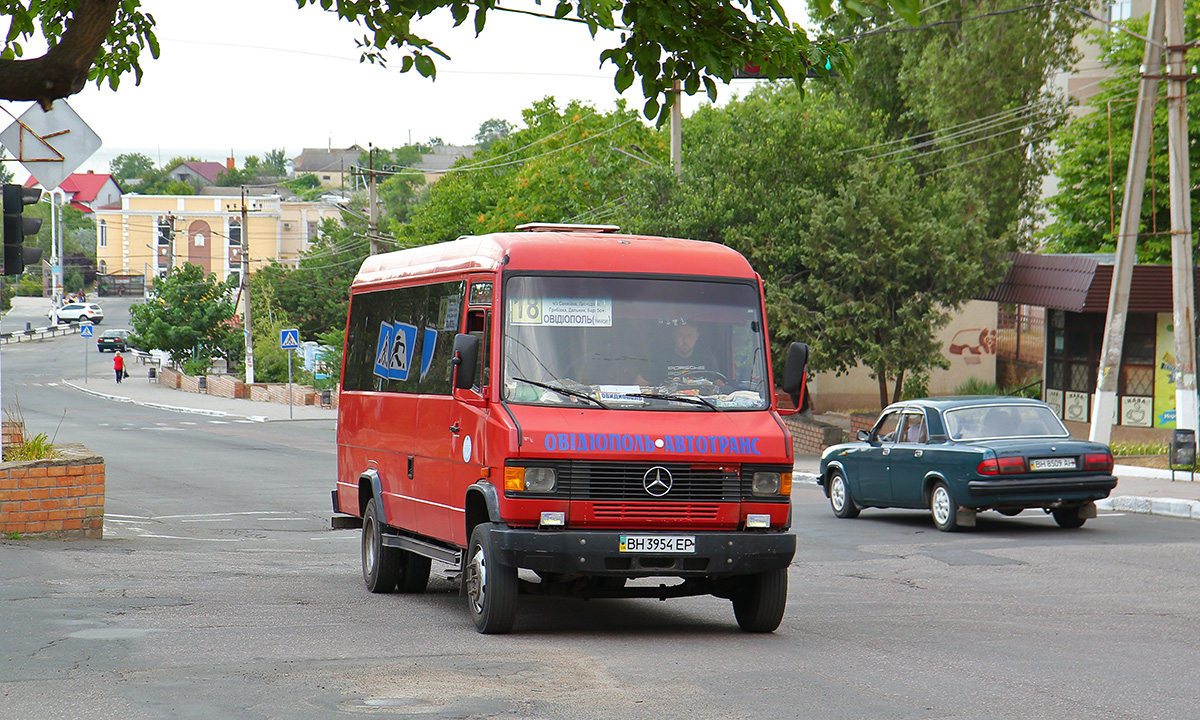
[248,283,314,384]
[820,1,1083,246]
[474,118,515,150]
[0,154,13,184]
[1041,9,1200,263]
[1,0,937,121]
[396,97,666,244]
[127,264,239,368]
[250,217,368,338]
[109,152,155,183]
[264,148,287,176]
[622,84,1004,407]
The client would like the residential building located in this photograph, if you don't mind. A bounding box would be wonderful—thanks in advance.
[165,160,230,188]
[291,145,366,189]
[24,171,122,213]
[94,193,347,289]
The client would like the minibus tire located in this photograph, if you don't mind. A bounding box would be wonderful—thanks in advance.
[398,553,432,593]
[465,523,518,634]
[362,498,401,593]
[731,568,788,633]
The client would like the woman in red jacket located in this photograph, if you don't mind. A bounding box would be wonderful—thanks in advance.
[114,352,125,384]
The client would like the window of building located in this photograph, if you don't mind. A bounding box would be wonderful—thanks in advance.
[1108,0,1132,24]
[228,217,241,245]
[99,219,107,248]
[157,216,172,245]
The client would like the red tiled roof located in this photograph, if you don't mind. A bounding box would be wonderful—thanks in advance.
[23,172,118,204]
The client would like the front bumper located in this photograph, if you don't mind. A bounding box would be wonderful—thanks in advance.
[966,474,1117,498]
[490,527,796,578]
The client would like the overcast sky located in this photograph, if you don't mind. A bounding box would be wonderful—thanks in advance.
[1,0,814,181]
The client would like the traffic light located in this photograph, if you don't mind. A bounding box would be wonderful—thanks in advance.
[2,183,44,276]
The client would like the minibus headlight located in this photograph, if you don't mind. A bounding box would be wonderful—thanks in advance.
[525,467,557,492]
[505,466,557,493]
[751,471,783,496]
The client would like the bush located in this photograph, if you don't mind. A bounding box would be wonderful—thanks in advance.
[182,356,211,377]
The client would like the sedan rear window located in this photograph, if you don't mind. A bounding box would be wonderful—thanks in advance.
[944,405,1069,440]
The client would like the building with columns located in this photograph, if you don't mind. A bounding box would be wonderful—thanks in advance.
[94,193,347,288]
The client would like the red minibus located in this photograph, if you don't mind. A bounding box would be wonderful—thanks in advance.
[333,224,808,633]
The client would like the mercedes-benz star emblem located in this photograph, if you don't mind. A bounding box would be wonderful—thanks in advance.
[643,466,673,497]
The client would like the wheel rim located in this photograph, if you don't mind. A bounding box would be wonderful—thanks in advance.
[363,516,379,576]
[466,545,487,615]
[831,476,846,511]
[932,486,951,526]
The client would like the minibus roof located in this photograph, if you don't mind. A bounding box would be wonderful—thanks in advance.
[352,230,758,288]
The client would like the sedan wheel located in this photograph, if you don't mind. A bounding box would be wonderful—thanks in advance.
[1052,507,1087,529]
[930,481,960,532]
[828,471,860,519]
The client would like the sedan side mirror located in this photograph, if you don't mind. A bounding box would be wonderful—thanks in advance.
[857,429,871,442]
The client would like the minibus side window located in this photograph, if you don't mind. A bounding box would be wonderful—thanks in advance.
[342,280,465,395]
[466,309,490,390]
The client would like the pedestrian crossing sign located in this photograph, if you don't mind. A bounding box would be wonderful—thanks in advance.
[80,324,94,337]
[279,328,300,349]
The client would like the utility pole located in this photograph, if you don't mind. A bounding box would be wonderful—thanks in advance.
[1165,0,1198,433]
[241,187,255,385]
[368,144,381,255]
[670,80,682,179]
[1090,0,1164,444]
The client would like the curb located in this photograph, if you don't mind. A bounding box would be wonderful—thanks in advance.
[1097,496,1200,521]
[63,380,266,422]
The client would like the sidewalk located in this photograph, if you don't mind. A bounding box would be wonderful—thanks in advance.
[793,454,1200,522]
[63,374,335,422]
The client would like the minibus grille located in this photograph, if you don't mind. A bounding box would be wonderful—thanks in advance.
[557,462,742,502]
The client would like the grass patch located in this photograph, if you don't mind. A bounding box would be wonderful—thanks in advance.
[1110,441,1168,457]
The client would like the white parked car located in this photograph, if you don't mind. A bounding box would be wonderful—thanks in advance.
[49,303,104,324]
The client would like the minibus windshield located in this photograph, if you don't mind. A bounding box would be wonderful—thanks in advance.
[502,275,770,411]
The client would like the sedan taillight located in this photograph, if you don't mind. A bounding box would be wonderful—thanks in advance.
[977,455,1027,475]
[1084,451,1114,472]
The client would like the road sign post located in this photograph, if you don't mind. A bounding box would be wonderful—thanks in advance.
[80,323,93,383]
[280,329,299,420]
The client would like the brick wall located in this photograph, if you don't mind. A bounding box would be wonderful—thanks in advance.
[249,384,270,402]
[3,420,24,447]
[159,366,182,388]
[179,374,202,393]
[850,412,879,437]
[782,415,845,455]
[268,384,315,405]
[0,444,104,539]
[206,375,246,399]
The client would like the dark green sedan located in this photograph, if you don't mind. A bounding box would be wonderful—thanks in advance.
[817,397,1117,531]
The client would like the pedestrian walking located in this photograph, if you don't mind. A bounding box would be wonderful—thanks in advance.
[114,352,125,384]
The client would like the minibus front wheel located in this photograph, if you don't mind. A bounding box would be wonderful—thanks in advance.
[731,567,788,633]
[362,498,400,593]
[465,523,518,634]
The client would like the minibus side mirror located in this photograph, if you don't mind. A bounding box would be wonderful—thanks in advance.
[781,341,810,412]
[452,333,480,390]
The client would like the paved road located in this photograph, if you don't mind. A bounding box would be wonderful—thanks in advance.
[3,328,1200,719]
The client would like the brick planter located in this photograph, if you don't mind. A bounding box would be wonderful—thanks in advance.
[0,443,104,539]
[205,374,246,399]
[2,420,24,447]
[159,366,182,389]
[850,412,879,437]
[782,415,846,454]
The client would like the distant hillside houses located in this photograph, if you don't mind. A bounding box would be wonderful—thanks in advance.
[290,144,476,190]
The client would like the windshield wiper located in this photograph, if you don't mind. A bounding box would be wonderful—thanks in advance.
[627,392,719,411]
[512,378,609,409]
